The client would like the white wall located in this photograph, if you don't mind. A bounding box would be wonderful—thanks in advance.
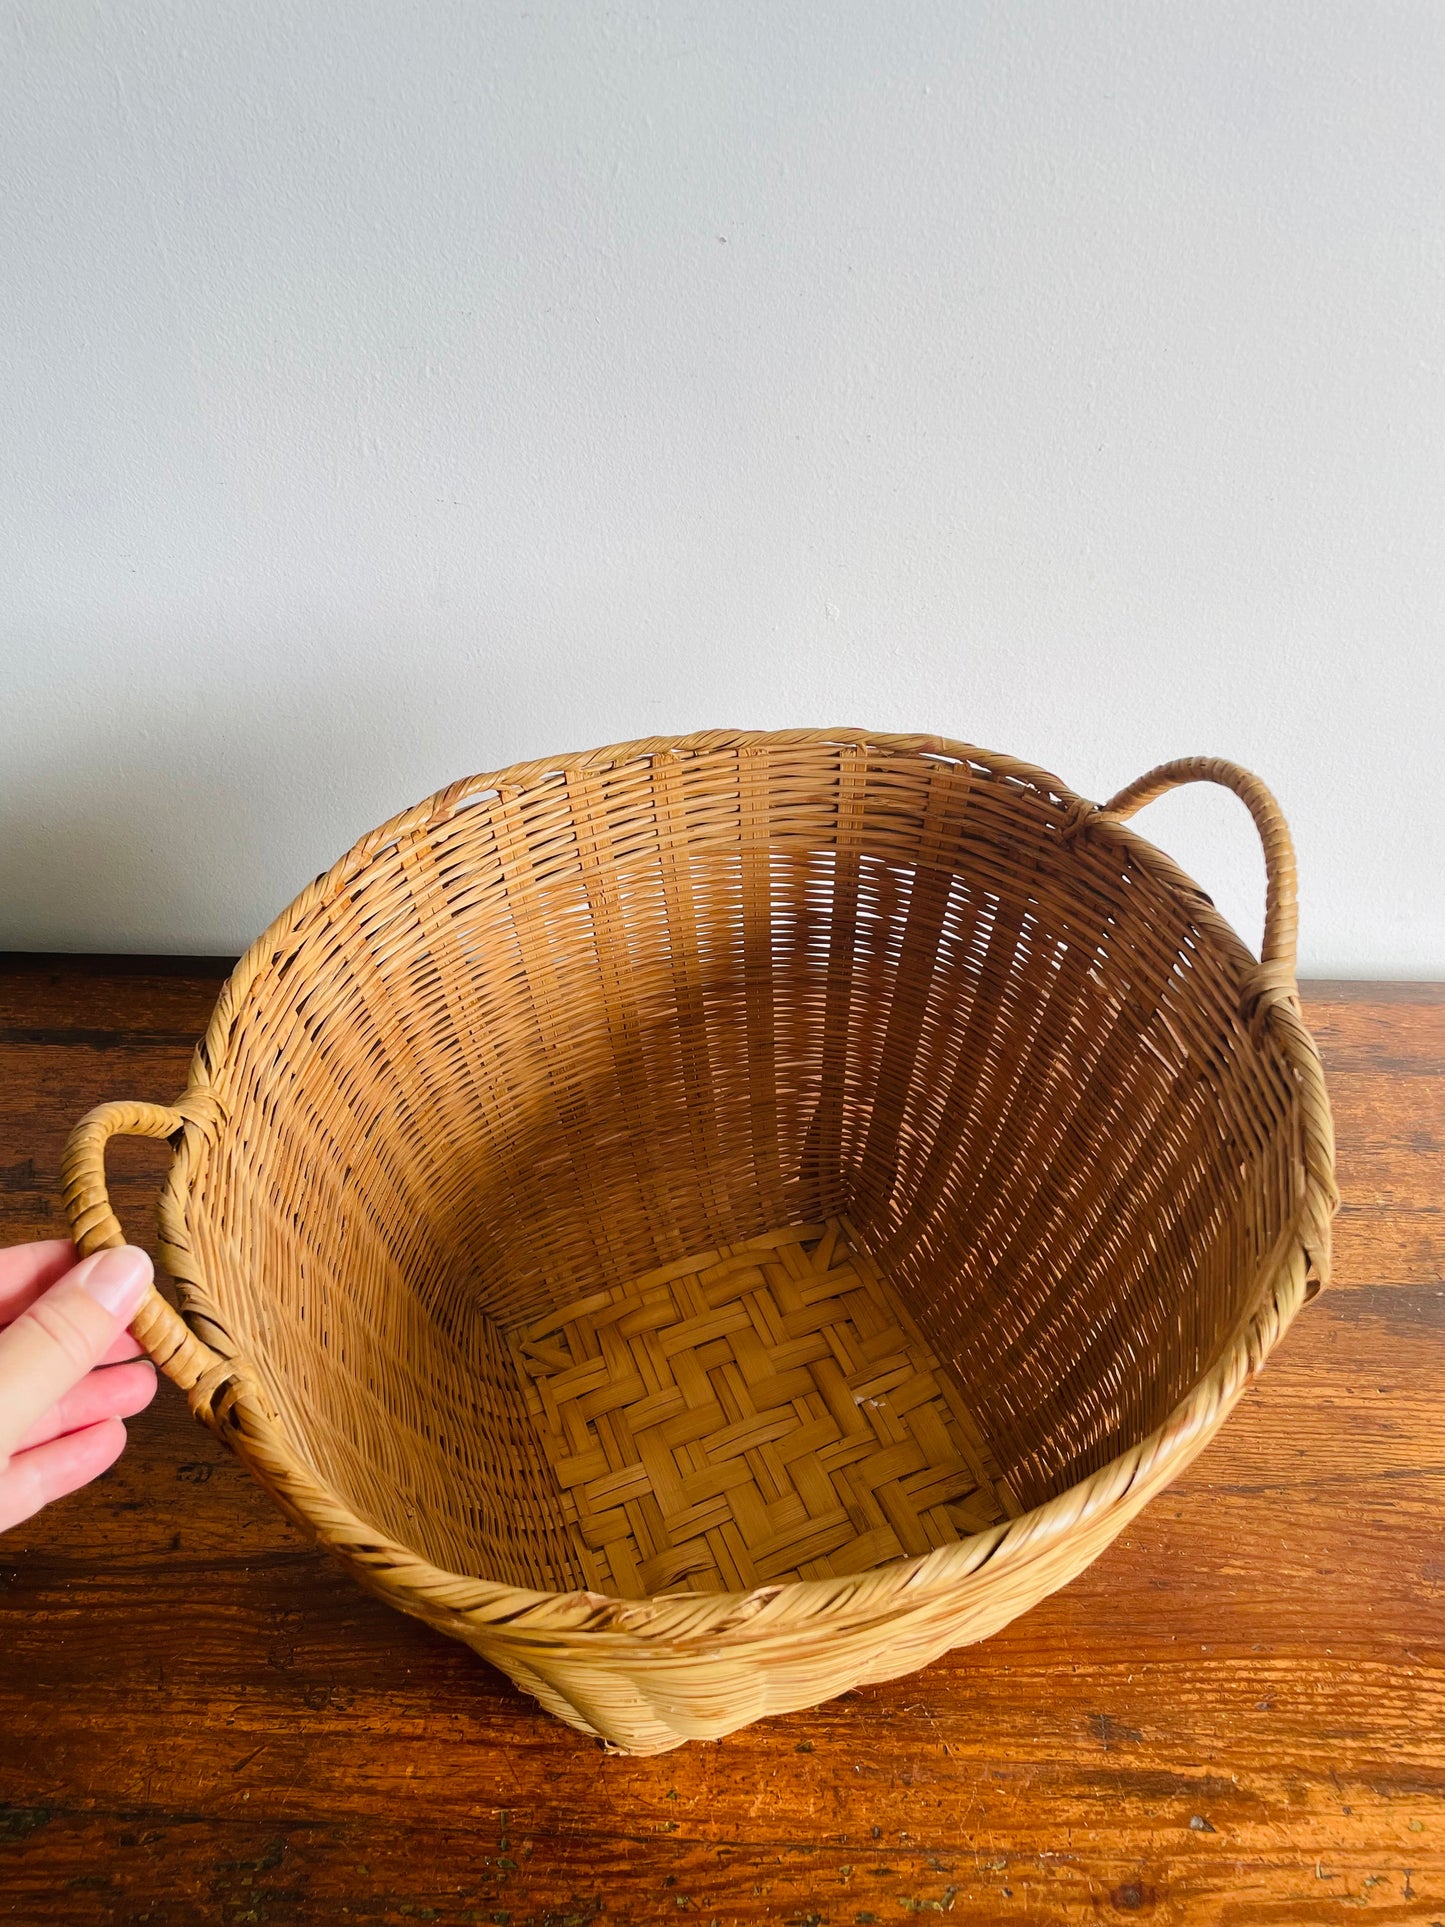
[1,1,1441,973]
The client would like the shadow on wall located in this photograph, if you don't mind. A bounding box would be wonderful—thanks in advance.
[0,657,537,954]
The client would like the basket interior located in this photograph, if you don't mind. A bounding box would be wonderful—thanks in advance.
[509,1218,1014,1596]
[183,741,1303,1595]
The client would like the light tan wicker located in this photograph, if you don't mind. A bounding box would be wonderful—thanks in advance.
[62,730,1336,1755]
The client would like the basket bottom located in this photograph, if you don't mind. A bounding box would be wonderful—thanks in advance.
[505,1219,1013,1598]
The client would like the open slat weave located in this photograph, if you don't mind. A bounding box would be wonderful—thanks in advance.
[63,730,1336,1754]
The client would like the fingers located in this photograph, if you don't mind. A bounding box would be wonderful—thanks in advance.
[0,1417,128,1536]
[11,1357,157,1453]
[0,1242,159,1536]
[0,1239,78,1320]
[0,1246,153,1465]
[0,1246,146,1363]
[99,1328,147,1366]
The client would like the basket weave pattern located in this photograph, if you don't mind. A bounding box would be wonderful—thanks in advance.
[63,730,1336,1754]
[511,1219,1013,1599]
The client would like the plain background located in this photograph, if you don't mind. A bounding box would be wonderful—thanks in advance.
[2,0,1441,973]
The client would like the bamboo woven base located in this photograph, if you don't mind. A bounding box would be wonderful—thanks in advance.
[507,1220,1017,1599]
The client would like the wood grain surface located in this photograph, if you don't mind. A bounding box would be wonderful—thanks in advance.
[0,956,1440,1926]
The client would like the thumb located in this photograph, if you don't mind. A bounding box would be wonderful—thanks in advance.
[0,1245,153,1466]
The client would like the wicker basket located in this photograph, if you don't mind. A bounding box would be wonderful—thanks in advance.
[62,730,1336,1755]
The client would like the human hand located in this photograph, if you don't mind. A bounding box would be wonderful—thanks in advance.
[0,1240,158,1534]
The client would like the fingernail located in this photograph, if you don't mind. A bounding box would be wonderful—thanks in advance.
[74,1245,154,1319]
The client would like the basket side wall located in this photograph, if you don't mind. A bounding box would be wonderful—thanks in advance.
[180,737,1301,1572]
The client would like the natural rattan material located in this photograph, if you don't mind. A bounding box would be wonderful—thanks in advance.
[511,1219,1015,1598]
[62,731,1336,1755]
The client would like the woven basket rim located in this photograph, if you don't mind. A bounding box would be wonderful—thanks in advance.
[138,728,1335,1647]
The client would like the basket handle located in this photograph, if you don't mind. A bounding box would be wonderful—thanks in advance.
[1086,756,1298,1012]
[61,1099,230,1397]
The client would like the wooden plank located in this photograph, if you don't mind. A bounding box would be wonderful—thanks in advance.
[1300,979,1445,1004]
[0,951,235,1033]
[1300,991,1445,1292]
[0,959,1441,1924]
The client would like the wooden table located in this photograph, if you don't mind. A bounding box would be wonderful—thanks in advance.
[1,957,1440,1925]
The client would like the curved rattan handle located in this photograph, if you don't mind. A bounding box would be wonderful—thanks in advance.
[61,1099,228,1395]
[1094,756,1298,987]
